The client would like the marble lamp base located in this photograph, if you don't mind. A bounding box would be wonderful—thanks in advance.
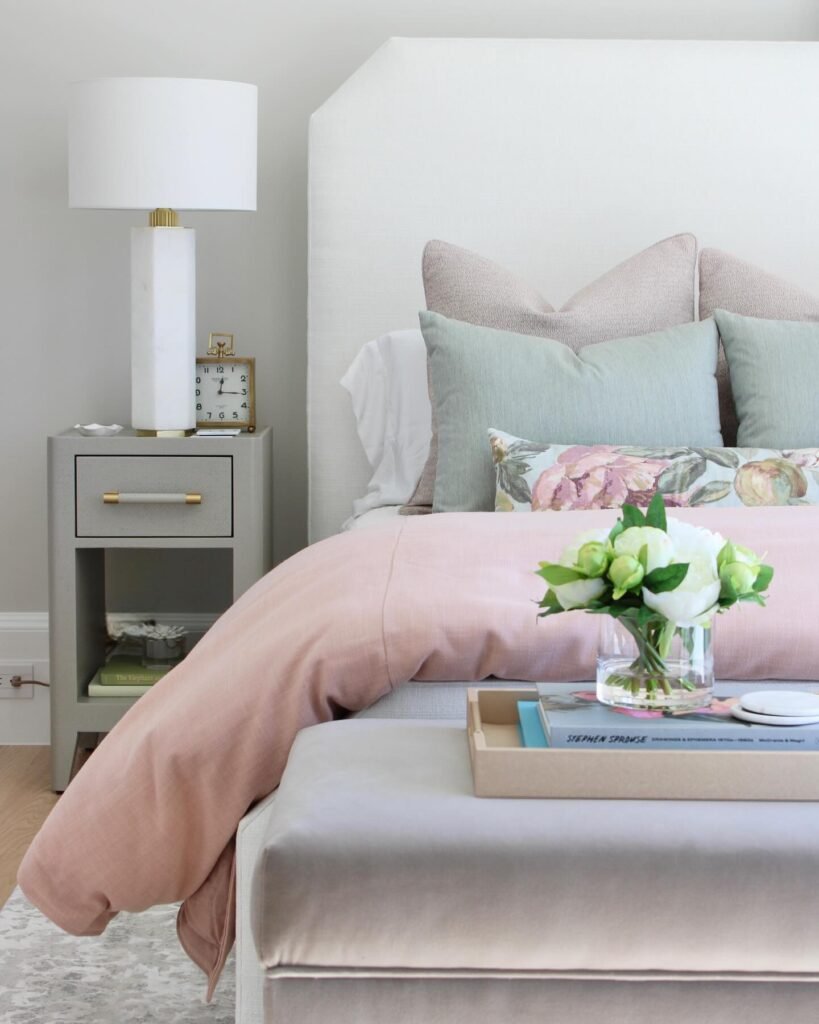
[130,226,196,435]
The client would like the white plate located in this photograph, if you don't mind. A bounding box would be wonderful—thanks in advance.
[74,423,124,437]
[731,706,819,727]
[739,689,819,717]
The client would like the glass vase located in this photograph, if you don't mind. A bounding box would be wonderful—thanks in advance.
[596,615,714,711]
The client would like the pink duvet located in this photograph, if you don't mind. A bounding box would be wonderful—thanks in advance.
[18,507,819,995]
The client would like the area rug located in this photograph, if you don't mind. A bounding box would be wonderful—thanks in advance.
[0,888,234,1023]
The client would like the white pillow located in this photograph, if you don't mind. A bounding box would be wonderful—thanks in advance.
[340,329,431,517]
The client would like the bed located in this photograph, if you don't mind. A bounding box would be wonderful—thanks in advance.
[259,37,819,1021]
[17,37,819,1024]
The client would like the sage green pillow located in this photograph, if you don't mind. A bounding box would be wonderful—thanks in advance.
[714,309,819,449]
[420,311,722,512]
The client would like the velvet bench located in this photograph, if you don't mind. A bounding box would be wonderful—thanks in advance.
[236,719,819,1024]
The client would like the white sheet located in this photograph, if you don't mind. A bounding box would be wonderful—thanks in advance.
[340,329,431,517]
[342,504,403,531]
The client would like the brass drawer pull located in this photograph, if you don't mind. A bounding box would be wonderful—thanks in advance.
[102,492,202,505]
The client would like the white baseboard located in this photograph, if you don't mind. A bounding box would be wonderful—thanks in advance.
[0,611,218,746]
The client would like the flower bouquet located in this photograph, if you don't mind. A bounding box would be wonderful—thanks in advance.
[536,494,774,709]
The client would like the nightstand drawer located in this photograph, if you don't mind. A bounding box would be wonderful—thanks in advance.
[75,456,233,537]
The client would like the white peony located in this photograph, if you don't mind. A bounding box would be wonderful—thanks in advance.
[642,519,724,627]
[613,526,674,574]
[552,576,607,611]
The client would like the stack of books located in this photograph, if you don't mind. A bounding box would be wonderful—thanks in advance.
[514,684,819,751]
[87,656,171,698]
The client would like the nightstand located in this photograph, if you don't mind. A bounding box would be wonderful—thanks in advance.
[48,428,272,791]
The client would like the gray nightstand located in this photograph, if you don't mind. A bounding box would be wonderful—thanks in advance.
[48,427,272,791]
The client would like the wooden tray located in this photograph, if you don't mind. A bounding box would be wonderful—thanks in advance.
[467,687,819,801]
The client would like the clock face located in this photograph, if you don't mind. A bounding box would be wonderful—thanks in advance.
[195,359,255,429]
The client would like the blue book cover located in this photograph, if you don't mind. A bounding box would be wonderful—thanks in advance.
[535,683,819,751]
[517,700,548,748]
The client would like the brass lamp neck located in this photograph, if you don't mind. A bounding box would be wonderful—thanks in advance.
[148,208,181,227]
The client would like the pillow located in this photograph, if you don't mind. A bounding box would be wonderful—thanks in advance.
[699,249,819,445]
[340,330,431,518]
[713,310,819,449]
[421,310,722,513]
[402,233,698,512]
[488,430,819,512]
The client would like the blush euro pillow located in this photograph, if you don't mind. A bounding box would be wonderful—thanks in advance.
[488,430,819,512]
[403,233,698,511]
[421,311,722,513]
[341,329,431,518]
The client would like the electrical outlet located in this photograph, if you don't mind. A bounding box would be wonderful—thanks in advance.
[0,663,35,699]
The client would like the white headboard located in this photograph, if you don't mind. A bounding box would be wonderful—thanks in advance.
[308,38,819,541]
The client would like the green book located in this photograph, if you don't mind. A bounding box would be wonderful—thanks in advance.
[88,681,152,698]
[98,656,170,686]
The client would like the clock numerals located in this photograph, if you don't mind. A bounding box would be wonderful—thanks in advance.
[195,355,255,430]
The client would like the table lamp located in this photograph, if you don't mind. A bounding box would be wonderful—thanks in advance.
[68,78,258,435]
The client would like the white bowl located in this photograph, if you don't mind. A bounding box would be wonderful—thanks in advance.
[74,423,124,437]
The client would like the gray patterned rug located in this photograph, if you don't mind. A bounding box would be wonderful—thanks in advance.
[0,888,234,1023]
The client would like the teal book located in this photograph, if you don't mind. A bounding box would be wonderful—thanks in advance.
[517,700,548,748]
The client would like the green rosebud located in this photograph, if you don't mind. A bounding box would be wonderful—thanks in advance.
[608,554,644,599]
[576,540,610,578]
[720,560,757,596]
[718,541,762,573]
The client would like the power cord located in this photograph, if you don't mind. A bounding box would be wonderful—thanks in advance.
[10,676,50,688]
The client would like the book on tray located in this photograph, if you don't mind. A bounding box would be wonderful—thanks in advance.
[534,684,819,751]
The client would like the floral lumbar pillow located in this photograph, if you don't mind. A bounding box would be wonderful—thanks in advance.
[489,428,819,512]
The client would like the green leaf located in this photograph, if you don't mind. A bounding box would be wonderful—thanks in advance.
[509,440,551,457]
[636,604,661,627]
[621,504,646,528]
[688,480,732,506]
[694,447,740,469]
[537,589,562,610]
[753,564,774,593]
[536,564,585,586]
[500,468,532,505]
[615,446,691,459]
[537,604,565,619]
[739,592,766,606]
[608,520,625,544]
[644,492,667,531]
[606,602,633,618]
[656,455,707,494]
[642,562,690,593]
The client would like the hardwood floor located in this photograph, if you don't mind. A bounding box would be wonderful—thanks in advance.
[0,746,58,907]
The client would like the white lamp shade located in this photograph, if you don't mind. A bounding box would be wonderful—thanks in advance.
[69,78,257,210]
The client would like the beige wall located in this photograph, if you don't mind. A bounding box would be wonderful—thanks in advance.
[2,0,817,612]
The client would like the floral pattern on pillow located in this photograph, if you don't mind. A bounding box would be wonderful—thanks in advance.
[489,429,819,512]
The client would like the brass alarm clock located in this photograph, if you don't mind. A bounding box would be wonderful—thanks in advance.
[195,333,256,431]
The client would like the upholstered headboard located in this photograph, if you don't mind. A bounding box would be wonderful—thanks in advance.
[308,38,819,542]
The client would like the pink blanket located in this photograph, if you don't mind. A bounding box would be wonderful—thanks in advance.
[18,507,819,995]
